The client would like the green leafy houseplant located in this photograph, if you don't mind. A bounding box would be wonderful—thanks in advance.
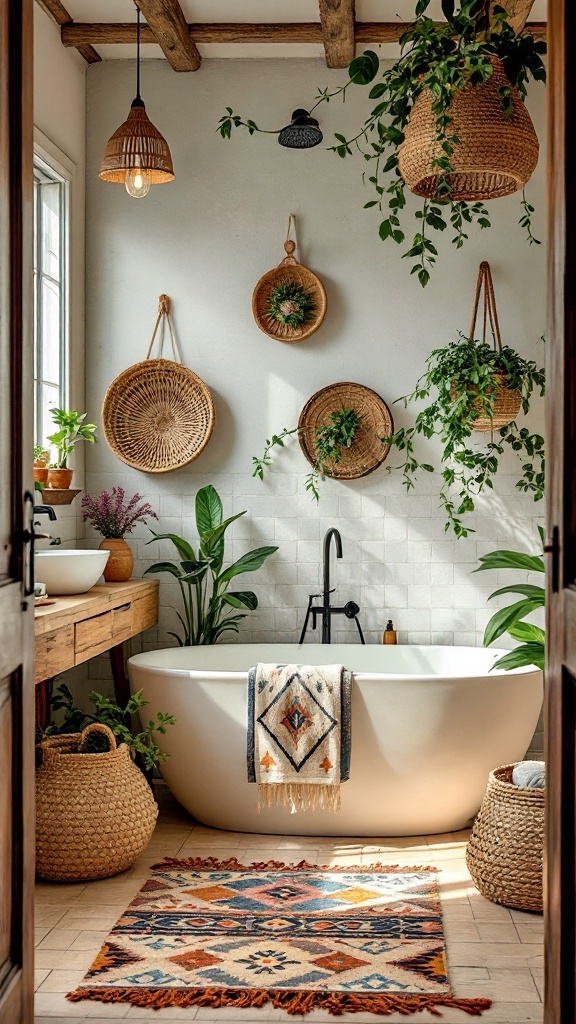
[219,2,546,285]
[474,527,545,671]
[39,683,176,773]
[386,335,545,537]
[253,408,361,501]
[267,279,316,328]
[47,408,97,468]
[144,484,278,645]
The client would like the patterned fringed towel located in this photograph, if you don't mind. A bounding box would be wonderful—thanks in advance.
[247,663,352,813]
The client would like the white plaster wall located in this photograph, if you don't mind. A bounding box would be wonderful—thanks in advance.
[84,58,546,714]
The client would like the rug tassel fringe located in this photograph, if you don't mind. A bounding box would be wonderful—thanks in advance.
[258,782,341,814]
[67,986,492,1017]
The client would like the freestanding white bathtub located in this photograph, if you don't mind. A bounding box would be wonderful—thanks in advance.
[128,643,543,837]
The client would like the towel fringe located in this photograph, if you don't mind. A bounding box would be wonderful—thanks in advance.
[258,782,341,814]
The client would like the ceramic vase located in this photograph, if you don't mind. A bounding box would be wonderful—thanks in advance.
[99,538,133,582]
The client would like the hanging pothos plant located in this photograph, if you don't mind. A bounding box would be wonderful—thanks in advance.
[385,335,545,537]
[218,1,546,285]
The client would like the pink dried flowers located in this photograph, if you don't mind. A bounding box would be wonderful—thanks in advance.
[81,487,158,539]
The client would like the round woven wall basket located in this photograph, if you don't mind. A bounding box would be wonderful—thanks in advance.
[398,56,539,201]
[252,239,327,343]
[102,296,215,473]
[298,382,393,480]
[36,723,158,882]
[466,763,544,913]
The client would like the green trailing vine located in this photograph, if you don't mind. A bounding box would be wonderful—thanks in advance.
[253,408,361,501]
[385,335,545,538]
[218,1,546,285]
[266,279,316,328]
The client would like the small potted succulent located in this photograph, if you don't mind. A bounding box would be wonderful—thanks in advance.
[33,445,50,485]
[81,487,158,582]
[46,408,97,489]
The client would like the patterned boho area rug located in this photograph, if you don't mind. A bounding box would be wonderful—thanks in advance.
[67,857,492,1017]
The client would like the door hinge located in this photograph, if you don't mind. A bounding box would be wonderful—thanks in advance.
[544,525,560,594]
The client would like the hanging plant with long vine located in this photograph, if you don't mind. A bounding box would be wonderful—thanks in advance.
[218,1,546,285]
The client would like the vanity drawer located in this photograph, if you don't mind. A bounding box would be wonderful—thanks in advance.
[35,624,75,683]
[113,602,133,642]
[75,609,114,662]
[131,591,158,634]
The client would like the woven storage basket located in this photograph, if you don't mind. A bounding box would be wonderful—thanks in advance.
[252,230,327,343]
[36,723,158,881]
[298,382,393,480]
[102,295,215,473]
[466,763,544,913]
[398,57,539,201]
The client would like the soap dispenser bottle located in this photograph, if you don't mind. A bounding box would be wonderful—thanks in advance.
[383,619,397,644]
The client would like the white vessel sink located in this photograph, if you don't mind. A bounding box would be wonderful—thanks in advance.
[35,549,110,596]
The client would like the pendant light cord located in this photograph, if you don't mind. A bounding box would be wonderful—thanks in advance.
[136,3,141,101]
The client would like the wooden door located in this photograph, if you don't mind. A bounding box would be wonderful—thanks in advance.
[545,1,576,1021]
[0,1,35,1023]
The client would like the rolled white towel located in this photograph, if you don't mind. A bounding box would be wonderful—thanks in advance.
[512,760,545,789]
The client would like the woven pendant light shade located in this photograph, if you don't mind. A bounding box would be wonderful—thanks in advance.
[99,101,174,185]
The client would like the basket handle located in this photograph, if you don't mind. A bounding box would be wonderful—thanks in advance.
[79,722,117,752]
[146,294,183,363]
[280,213,299,266]
[469,261,503,352]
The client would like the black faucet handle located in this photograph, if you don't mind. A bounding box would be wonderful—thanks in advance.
[343,600,360,619]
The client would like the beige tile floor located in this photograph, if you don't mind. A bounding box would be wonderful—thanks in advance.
[34,786,543,1024]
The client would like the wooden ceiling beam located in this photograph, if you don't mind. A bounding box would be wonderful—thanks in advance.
[133,0,201,71]
[490,0,536,33]
[318,0,356,68]
[35,0,101,63]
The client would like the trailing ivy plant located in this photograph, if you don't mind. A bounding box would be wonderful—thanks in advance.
[253,408,361,501]
[267,280,316,328]
[474,527,545,671]
[218,1,546,285]
[385,335,545,537]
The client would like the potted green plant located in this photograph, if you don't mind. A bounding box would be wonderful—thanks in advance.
[219,2,546,285]
[33,445,50,485]
[46,407,97,489]
[81,487,158,582]
[144,484,277,645]
[385,334,545,537]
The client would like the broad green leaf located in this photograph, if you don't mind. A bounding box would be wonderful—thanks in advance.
[221,590,258,610]
[195,484,223,537]
[219,545,278,584]
[349,50,379,85]
[144,561,184,580]
[492,644,545,672]
[167,631,184,647]
[147,531,196,562]
[537,524,545,547]
[507,621,545,645]
[200,511,246,555]
[487,584,545,602]
[484,598,543,647]
[474,550,544,574]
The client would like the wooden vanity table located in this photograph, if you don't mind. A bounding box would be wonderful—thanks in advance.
[34,579,159,723]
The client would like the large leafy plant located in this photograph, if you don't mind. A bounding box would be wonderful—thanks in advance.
[474,527,545,671]
[386,335,545,537]
[47,408,97,468]
[219,1,546,285]
[144,484,277,645]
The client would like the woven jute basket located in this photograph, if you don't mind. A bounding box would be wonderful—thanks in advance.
[36,723,158,881]
[398,57,539,201]
[252,218,327,343]
[102,295,215,473]
[298,382,394,480]
[466,763,544,913]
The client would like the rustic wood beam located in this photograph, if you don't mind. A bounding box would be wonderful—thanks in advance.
[61,19,547,49]
[490,0,535,33]
[35,0,101,63]
[318,0,355,68]
[133,0,201,71]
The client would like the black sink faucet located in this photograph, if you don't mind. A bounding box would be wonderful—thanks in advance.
[33,504,57,521]
[299,528,365,645]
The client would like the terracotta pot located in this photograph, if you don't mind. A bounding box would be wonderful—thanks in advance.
[99,538,133,582]
[34,465,49,484]
[47,468,73,489]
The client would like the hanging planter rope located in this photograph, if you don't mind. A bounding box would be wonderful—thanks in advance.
[252,215,327,343]
[298,382,393,480]
[398,57,539,202]
[460,261,522,432]
[102,295,215,473]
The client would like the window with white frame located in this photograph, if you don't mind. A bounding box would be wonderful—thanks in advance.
[33,159,68,448]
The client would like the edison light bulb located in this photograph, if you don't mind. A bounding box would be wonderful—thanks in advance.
[125,167,151,198]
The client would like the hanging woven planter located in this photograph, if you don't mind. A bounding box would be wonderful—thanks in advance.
[398,56,539,202]
[298,382,393,480]
[252,216,327,343]
[102,295,215,473]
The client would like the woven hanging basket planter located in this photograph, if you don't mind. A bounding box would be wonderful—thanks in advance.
[466,763,544,913]
[102,295,215,473]
[36,723,158,882]
[298,382,393,480]
[398,56,539,201]
[252,220,327,342]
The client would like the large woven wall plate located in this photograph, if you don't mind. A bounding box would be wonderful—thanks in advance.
[252,240,327,343]
[298,382,394,480]
[102,358,215,473]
